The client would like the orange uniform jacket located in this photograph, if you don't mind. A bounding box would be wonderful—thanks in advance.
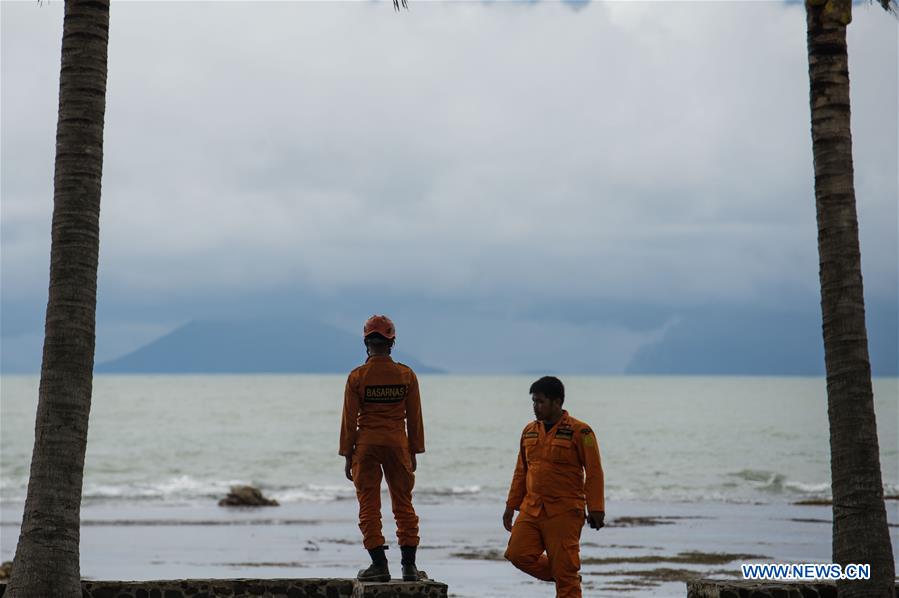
[506,410,604,518]
[339,355,425,456]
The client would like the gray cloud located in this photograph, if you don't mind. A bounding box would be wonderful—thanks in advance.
[1,1,896,371]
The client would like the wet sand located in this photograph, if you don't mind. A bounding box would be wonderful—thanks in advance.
[2,499,896,597]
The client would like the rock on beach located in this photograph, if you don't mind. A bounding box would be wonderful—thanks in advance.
[218,485,279,507]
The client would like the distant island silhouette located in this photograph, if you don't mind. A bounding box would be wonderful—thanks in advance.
[96,318,445,374]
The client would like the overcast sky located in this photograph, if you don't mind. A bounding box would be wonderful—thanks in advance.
[1,1,896,373]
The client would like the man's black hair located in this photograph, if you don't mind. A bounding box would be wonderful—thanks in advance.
[529,376,564,405]
[364,333,395,352]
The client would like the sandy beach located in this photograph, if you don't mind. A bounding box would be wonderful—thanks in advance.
[5,498,892,597]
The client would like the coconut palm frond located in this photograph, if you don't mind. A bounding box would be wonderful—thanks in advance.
[393,0,409,11]
[873,0,898,15]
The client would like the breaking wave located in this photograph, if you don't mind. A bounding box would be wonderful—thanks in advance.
[60,477,484,505]
[5,471,895,508]
[728,469,831,498]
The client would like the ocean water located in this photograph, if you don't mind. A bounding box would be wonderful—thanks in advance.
[2,375,897,507]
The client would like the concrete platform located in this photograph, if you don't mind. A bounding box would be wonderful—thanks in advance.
[686,579,898,597]
[0,578,448,598]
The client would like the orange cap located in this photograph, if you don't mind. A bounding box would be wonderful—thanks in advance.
[363,315,396,339]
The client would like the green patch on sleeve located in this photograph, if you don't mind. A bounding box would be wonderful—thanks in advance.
[581,428,595,447]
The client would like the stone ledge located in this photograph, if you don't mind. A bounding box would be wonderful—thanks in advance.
[687,578,899,598]
[0,578,448,598]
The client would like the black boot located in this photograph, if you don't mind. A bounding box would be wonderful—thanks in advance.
[400,545,421,581]
[357,545,390,582]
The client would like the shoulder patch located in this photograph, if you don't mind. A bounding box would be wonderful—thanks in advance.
[582,429,596,447]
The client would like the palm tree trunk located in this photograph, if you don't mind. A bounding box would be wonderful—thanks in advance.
[5,1,110,596]
[805,1,895,596]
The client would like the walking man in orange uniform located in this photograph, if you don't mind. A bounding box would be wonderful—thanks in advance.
[340,315,425,581]
[503,376,605,598]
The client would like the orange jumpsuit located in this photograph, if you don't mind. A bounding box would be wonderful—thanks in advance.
[504,410,604,598]
[339,355,425,550]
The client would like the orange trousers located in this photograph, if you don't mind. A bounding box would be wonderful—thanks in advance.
[352,444,419,549]
[505,508,584,598]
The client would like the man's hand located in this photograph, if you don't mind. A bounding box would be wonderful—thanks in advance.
[344,454,353,482]
[410,452,417,473]
[502,506,515,532]
[586,510,605,530]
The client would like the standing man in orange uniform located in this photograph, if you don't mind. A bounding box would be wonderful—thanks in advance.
[340,315,425,582]
[503,376,605,598]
